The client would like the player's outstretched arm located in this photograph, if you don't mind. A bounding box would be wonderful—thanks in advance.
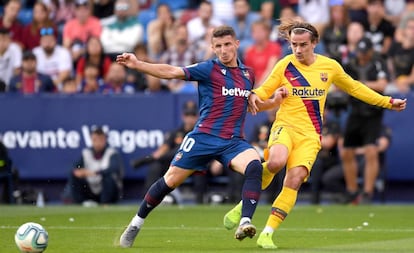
[390,98,407,112]
[116,53,185,80]
[249,87,288,114]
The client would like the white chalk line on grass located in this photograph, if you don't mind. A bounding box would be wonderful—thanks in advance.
[1,225,414,233]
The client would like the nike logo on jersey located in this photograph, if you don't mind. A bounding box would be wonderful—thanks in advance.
[221,69,226,75]
[290,76,301,81]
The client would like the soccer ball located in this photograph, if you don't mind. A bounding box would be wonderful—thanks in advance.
[15,222,48,253]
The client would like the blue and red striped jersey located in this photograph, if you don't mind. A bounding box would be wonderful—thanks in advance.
[182,58,255,139]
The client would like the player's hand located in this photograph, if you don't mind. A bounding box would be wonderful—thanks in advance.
[116,53,139,69]
[248,93,263,115]
[391,98,407,112]
[272,86,288,105]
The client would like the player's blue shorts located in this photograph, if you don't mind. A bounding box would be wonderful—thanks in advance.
[170,132,254,171]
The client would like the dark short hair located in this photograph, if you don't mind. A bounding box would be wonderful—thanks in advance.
[23,50,36,61]
[212,25,236,39]
[182,100,198,116]
[0,27,10,35]
[91,126,106,136]
[367,0,384,5]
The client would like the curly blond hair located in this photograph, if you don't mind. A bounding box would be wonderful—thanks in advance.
[278,20,319,43]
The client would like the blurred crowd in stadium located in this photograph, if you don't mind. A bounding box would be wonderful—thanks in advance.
[1,0,413,205]
[0,0,413,95]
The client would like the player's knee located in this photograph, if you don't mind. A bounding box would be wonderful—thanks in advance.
[267,159,285,173]
[245,159,262,179]
[285,168,308,190]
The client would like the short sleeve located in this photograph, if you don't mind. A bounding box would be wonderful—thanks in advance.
[182,61,212,82]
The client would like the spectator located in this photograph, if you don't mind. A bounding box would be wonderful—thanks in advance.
[9,51,55,94]
[309,109,342,204]
[66,126,124,204]
[143,74,169,94]
[342,124,391,203]
[338,21,365,64]
[298,0,330,34]
[343,0,368,23]
[100,62,135,94]
[341,37,389,204]
[21,2,56,50]
[0,28,22,89]
[0,0,24,46]
[210,0,234,23]
[0,80,6,92]
[202,160,245,204]
[146,3,176,59]
[33,27,72,90]
[387,12,414,94]
[193,25,215,61]
[359,0,395,58]
[75,36,112,87]
[63,0,102,63]
[61,76,79,94]
[186,0,222,43]
[393,7,414,42]
[258,1,278,35]
[52,0,76,25]
[159,24,197,93]
[249,0,287,19]
[244,19,282,87]
[312,124,392,204]
[321,2,349,63]
[225,0,260,58]
[270,5,296,42]
[92,0,115,23]
[383,0,406,27]
[125,43,149,91]
[130,100,200,200]
[249,107,277,163]
[0,139,16,203]
[79,63,103,94]
[100,0,144,59]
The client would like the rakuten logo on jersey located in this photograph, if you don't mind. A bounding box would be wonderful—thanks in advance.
[292,87,325,99]
[222,87,250,98]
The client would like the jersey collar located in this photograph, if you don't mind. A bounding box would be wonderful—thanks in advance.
[214,58,246,69]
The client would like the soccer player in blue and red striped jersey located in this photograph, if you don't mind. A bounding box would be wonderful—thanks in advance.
[117,25,279,248]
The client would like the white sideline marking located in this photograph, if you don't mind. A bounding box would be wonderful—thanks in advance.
[2,225,414,233]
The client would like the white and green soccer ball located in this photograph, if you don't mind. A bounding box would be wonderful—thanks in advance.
[15,222,48,253]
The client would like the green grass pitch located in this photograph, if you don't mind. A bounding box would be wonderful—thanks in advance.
[1,204,414,253]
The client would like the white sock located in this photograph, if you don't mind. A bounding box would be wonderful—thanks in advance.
[131,215,144,227]
[240,217,251,225]
[262,225,274,234]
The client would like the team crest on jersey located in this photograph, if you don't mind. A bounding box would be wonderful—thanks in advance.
[221,69,226,75]
[320,73,328,82]
[174,151,183,162]
[242,70,250,79]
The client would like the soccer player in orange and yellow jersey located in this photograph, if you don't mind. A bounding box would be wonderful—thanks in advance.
[223,20,407,249]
